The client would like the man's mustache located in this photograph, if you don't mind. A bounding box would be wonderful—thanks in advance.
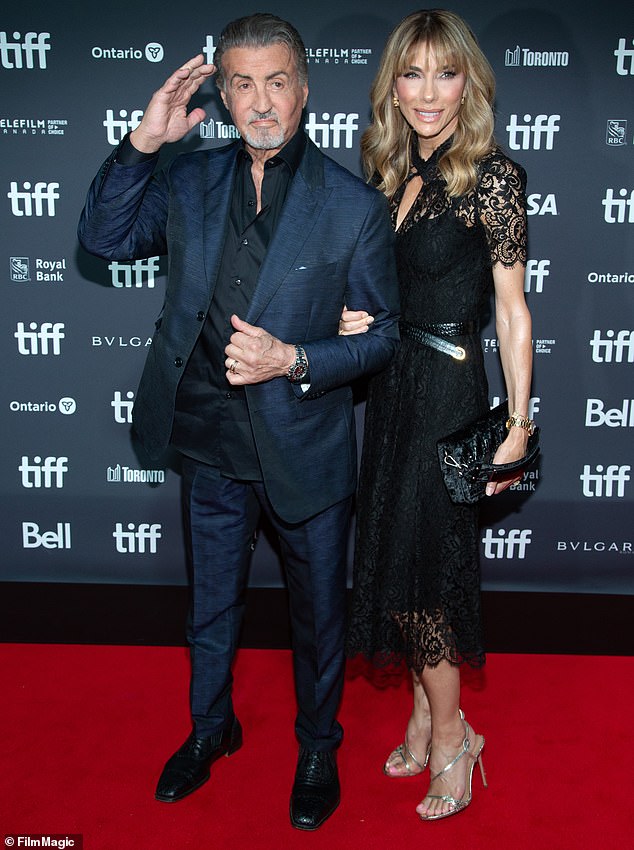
[248,111,281,124]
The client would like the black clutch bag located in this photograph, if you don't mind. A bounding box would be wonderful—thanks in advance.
[436,401,540,505]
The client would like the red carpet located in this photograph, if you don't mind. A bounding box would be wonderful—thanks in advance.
[1,645,632,848]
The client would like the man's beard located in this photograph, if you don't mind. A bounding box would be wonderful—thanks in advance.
[243,113,285,150]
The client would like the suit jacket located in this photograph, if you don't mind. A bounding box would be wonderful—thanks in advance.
[78,135,400,523]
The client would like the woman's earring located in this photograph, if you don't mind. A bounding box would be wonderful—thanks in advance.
[393,95,400,108]
[461,95,465,105]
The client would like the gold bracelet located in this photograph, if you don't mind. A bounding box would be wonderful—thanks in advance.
[506,411,535,435]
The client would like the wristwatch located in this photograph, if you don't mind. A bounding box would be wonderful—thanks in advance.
[506,411,536,435]
[286,344,309,383]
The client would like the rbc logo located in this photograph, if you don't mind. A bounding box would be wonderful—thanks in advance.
[580,465,631,498]
[482,528,532,559]
[0,31,50,69]
[113,522,162,553]
[305,113,359,149]
[103,109,144,146]
[19,456,68,488]
[506,114,560,150]
[8,181,60,216]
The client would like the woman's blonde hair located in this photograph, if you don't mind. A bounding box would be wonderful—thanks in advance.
[362,9,496,198]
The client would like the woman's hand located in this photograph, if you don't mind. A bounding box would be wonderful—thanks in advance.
[485,428,529,496]
[338,305,374,335]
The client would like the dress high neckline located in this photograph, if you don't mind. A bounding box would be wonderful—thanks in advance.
[410,136,453,179]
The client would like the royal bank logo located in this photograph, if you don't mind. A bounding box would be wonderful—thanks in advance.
[15,322,65,355]
[504,45,569,67]
[8,181,60,216]
[111,391,135,424]
[305,113,359,149]
[589,330,634,363]
[506,114,560,150]
[23,521,72,549]
[0,31,50,69]
[10,256,30,281]
[1,118,68,136]
[602,189,634,223]
[200,119,240,141]
[482,528,532,559]
[91,42,164,62]
[19,455,68,488]
[305,45,372,66]
[580,465,631,498]
[107,464,166,484]
[614,38,634,75]
[109,257,159,288]
[606,120,628,146]
[524,259,550,293]
[103,109,144,145]
[10,397,76,415]
[113,522,162,553]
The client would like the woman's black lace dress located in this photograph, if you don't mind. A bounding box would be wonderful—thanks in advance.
[347,141,527,673]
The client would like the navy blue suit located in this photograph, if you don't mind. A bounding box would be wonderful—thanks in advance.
[79,135,399,749]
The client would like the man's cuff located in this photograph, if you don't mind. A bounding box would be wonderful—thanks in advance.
[114,133,160,165]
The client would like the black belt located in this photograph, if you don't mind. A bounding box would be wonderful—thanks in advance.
[399,320,478,361]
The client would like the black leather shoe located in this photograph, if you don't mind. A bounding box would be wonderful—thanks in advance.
[155,716,242,802]
[289,748,340,830]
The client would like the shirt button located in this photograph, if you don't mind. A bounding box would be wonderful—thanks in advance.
[225,392,233,399]
[235,278,242,286]
[247,200,255,207]
[242,238,249,245]
[174,357,183,368]
[196,311,205,321]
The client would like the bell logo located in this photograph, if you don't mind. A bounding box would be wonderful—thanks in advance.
[580,465,631,498]
[23,522,71,549]
[8,181,60,217]
[482,528,532,559]
[506,114,560,150]
[585,399,634,428]
[0,31,50,69]
[113,522,162,554]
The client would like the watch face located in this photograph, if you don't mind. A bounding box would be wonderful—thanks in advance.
[289,363,308,382]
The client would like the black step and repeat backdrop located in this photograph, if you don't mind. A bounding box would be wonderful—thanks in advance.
[2,1,633,594]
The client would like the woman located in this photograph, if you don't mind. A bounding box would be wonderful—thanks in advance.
[344,10,533,820]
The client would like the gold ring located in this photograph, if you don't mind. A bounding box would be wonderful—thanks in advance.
[230,359,238,374]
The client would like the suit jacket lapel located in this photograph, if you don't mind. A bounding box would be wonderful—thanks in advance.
[246,140,331,324]
[202,143,240,294]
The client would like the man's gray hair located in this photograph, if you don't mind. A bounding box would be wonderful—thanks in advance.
[214,12,309,90]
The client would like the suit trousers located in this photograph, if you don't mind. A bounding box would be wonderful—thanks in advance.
[181,456,351,751]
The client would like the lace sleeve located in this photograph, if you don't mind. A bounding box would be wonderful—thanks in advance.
[477,152,527,268]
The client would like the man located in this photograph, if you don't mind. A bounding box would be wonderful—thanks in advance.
[78,13,399,831]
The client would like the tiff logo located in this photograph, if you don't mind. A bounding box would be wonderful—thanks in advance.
[305,112,359,149]
[614,37,634,75]
[113,522,162,553]
[8,181,60,216]
[0,31,50,69]
[491,396,540,419]
[602,189,634,223]
[506,114,560,150]
[109,257,159,288]
[15,321,65,355]
[103,108,144,145]
[482,528,532,559]
[589,330,634,363]
[580,465,631,498]
[19,456,68,488]
[112,391,135,423]
[524,259,550,293]
[23,521,71,549]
